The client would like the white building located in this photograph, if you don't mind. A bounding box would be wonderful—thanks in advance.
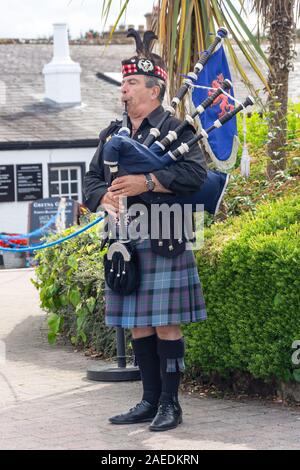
[0,24,126,233]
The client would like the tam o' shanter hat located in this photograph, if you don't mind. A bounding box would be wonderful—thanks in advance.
[122,29,167,82]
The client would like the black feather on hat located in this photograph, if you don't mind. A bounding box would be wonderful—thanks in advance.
[122,29,167,82]
[143,30,158,58]
[127,28,144,55]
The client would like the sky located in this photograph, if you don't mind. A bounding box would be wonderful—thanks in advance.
[0,0,156,39]
[0,0,266,40]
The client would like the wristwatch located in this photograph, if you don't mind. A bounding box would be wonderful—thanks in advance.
[145,173,155,192]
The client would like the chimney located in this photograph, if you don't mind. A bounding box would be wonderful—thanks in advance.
[43,23,81,105]
[145,13,152,31]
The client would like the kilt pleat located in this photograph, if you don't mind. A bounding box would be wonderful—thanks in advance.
[105,238,207,328]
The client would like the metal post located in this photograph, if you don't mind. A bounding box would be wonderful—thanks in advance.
[87,327,140,382]
[116,327,126,368]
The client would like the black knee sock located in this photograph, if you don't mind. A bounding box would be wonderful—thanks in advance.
[157,337,185,403]
[132,335,162,406]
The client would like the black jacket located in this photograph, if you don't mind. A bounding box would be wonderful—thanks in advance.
[83,105,207,257]
[84,105,207,210]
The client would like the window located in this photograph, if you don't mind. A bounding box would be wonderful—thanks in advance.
[49,166,82,202]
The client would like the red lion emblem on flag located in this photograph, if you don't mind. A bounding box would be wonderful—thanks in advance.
[208,73,234,118]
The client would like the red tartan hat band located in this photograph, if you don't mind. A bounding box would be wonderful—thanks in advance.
[122,58,168,82]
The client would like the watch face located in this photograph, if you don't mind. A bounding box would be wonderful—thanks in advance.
[147,180,155,191]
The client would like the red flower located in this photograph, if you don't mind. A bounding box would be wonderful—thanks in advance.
[0,233,28,248]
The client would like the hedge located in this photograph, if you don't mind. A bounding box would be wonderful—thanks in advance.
[184,192,300,383]
[32,221,124,358]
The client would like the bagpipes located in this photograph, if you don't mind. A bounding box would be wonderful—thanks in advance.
[103,28,255,295]
[103,28,254,215]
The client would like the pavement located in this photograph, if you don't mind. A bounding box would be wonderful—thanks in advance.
[0,268,299,450]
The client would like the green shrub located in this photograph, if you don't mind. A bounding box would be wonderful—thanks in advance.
[221,103,300,219]
[32,220,127,358]
[237,102,300,154]
[184,193,300,384]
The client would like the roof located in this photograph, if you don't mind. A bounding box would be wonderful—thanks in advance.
[1,42,298,149]
[0,43,133,148]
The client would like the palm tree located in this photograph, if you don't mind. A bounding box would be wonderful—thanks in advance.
[252,1,298,177]
[102,0,299,178]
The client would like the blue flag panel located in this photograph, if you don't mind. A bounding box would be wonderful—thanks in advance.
[192,45,237,162]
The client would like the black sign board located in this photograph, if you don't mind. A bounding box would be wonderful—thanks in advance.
[28,197,79,244]
[0,165,15,202]
[17,164,43,202]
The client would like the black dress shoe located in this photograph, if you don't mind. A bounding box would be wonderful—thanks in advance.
[109,400,158,425]
[149,400,182,432]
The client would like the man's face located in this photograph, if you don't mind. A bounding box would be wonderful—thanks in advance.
[121,75,158,115]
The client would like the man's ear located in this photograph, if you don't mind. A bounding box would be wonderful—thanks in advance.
[152,86,160,100]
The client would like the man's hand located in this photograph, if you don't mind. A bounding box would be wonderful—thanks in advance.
[100,191,124,218]
[108,175,147,198]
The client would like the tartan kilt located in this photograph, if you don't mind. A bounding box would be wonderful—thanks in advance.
[105,238,207,328]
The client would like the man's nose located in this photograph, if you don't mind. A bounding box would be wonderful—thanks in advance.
[121,82,130,94]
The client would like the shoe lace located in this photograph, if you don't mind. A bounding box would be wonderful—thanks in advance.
[129,401,144,413]
[157,402,173,417]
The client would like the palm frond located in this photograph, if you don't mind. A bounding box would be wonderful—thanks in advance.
[101,0,130,46]
[169,0,180,74]
[177,0,187,66]
[99,0,281,103]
